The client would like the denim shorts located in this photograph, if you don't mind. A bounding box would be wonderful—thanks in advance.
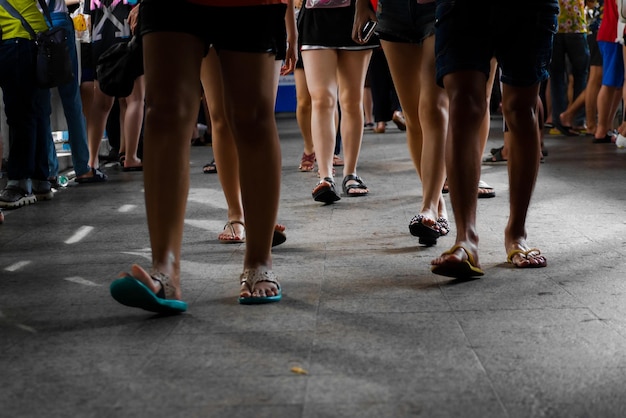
[139,0,287,61]
[598,41,624,87]
[435,0,559,87]
[375,0,435,44]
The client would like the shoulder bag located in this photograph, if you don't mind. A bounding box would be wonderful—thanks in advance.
[0,0,74,88]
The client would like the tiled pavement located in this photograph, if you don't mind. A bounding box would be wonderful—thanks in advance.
[1,114,626,417]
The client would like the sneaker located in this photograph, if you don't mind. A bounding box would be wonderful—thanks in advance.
[33,180,53,201]
[0,186,37,209]
[616,134,626,149]
[33,187,53,201]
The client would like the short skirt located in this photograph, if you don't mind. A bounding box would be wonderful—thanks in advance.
[298,1,379,50]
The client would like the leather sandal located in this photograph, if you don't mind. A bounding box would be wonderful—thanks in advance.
[312,177,341,203]
[342,174,369,197]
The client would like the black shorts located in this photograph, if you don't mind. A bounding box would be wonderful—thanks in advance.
[139,0,287,61]
[80,42,94,82]
[588,32,602,67]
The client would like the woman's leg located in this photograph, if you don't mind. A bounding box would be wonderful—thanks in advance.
[218,50,282,297]
[87,81,115,169]
[302,49,339,182]
[200,48,245,238]
[121,76,145,170]
[382,37,447,223]
[336,49,372,191]
[129,32,205,299]
[295,68,314,156]
[585,65,602,132]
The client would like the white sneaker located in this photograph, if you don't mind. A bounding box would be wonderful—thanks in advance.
[616,134,626,148]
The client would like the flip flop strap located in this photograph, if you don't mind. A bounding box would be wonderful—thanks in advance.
[443,245,477,267]
[240,269,280,292]
[224,220,245,236]
[151,271,175,300]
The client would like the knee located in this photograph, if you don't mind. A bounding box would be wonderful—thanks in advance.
[310,93,337,114]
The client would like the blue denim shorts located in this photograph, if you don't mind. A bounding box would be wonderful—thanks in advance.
[139,0,287,61]
[375,0,435,44]
[435,0,559,87]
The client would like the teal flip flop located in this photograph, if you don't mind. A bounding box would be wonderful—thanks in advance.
[238,269,282,305]
[110,275,187,314]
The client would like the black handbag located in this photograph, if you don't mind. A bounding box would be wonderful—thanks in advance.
[0,0,74,88]
[96,35,143,98]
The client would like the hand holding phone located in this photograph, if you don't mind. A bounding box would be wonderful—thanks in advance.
[360,20,377,43]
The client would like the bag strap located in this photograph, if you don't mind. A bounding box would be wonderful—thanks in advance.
[0,0,38,39]
[37,0,55,29]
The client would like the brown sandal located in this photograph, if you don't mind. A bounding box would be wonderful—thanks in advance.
[299,152,315,172]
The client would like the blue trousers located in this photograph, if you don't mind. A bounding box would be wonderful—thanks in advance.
[46,12,91,177]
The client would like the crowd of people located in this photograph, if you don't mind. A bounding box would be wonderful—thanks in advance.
[0,0,622,313]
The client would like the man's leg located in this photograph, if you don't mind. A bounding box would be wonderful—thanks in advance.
[501,84,547,267]
[431,70,487,275]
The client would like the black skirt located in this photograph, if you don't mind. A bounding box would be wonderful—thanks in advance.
[298,1,379,50]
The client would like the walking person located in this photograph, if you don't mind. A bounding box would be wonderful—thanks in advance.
[354,0,449,246]
[299,0,378,203]
[109,0,296,312]
[430,0,555,277]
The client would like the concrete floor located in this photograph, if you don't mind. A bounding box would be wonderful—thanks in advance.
[1,114,626,418]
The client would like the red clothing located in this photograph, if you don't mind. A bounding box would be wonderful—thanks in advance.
[597,0,618,42]
[187,0,287,5]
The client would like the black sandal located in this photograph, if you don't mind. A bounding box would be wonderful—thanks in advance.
[312,177,341,203]
[409,214,441,246]
[342,174,369,197]
[203,159,217,174]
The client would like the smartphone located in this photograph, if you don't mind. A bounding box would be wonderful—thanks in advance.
[360,20,377,43]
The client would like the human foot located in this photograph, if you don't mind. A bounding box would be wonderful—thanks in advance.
[299,152,315,172]
[332,154,344,167]
[272,224,287,247]
[312,177,341,203]
[431,244,484,278]
[110,264,187,313]
[409,214,441,246]
[392,111,406,131]
[219,220,246,243]
[505,242,547,268]
[75,167,108,184]
[239,268,282,304]
[373,121,386,133]
[477,180,496,198]
[341,174,369,197]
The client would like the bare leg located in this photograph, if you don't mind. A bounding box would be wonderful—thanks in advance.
[431,70,486,272]
[121,76,145,170]
[295,68,314,155]
[302,49,339,182]
[336,49,372,192]
[585,65,602,133]
[200,49,245,240]
[131,32,204,299]
[502,83,547,268]
[363,86,374,125]
[86,81,115,169]
[382,37,447,225]
[219,51,282,297]
[594,85,621,140]
[295,67,315,172]
[559,90,586,129]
